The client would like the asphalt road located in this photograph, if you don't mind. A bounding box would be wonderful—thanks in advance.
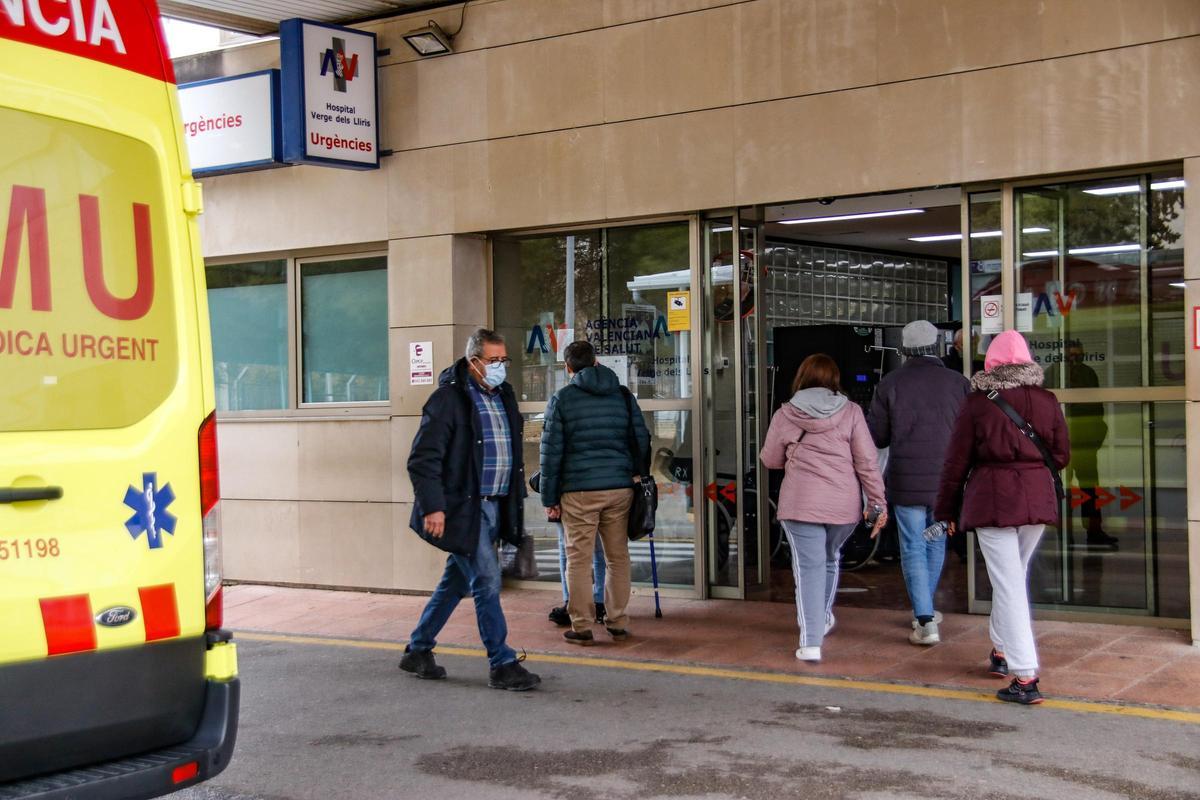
[173,635,1200,800]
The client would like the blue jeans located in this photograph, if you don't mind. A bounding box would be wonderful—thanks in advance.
[409,500,517,670]
[895,504,946,621]
[556,521,605,604]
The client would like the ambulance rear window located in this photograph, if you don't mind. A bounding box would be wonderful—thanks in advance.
[0,107,178,431]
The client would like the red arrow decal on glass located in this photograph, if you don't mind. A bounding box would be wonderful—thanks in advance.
[1119,486,1142,510]
[1069,487,1090,509]
[704,482,718,502]
[720,483,738,503]
[1092,486,1117,509]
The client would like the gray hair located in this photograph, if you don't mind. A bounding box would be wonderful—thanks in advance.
[465,328,505,360]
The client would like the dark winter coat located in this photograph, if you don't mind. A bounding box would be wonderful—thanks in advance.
[867,356,970,507]
[934,362,1070,530]
[407,359,526,556]
[539,364,651,508]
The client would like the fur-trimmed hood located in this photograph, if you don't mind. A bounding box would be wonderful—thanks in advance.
[970,361,1045,392]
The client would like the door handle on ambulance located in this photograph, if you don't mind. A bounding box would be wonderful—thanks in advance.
[0,486,64,503]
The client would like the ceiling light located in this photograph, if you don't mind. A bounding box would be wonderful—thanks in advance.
[1151,179,1186,191]
[1068,244,1141,255]
[1023,227,1051,234]
[402,21,452,56]
[908,233,963,243]
[709,225,733,233]
[779,209,925,225]
[1170,282,1187,288]
[1022,244,1142,258]
[1083,184,1139,196]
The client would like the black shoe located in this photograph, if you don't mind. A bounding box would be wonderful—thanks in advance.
[989,649,1009,678]
[563,630,595,646]
[606,627,630,642]
[595,602,607,624]
[997,677,1044,705]
[399,646,447,680]
[548,606,570,627]
[488,660,541,691]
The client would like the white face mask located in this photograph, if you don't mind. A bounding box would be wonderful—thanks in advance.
[482,361,506,388]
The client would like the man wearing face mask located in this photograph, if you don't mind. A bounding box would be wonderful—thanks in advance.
[401,328,540,691]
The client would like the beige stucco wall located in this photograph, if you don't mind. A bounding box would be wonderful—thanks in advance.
[185,0,1200,602]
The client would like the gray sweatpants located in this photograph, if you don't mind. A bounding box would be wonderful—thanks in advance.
[782,520,858,648]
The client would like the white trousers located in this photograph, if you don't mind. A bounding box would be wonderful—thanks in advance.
[976,525,1045,678]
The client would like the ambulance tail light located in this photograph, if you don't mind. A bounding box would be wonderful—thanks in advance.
[199,412,223,630]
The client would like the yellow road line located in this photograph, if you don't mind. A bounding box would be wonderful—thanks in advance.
[235,631,1200,725]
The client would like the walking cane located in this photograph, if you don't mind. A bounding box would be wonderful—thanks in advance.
[647,530,663,618]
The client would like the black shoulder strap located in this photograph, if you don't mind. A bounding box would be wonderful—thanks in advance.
[986,390,1064,500]
[620,386,648,474]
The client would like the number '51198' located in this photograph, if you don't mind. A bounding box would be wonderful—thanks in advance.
[0,539,61,560]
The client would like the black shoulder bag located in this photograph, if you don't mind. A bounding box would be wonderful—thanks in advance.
[621,387,658,540]
[986,390,1065,502]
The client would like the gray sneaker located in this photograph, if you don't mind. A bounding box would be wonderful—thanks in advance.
[909,621,940,646]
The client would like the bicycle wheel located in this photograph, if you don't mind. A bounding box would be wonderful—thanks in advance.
[838,523,880,572]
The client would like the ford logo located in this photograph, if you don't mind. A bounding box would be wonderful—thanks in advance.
[95,606,137,627]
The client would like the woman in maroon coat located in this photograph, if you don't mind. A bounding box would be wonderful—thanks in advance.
[935,330,1070,705]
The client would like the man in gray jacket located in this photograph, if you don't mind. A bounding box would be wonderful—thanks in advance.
[540,341,650,646]
[868,321,970,646]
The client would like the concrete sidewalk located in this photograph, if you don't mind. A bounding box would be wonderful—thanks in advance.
[223,583,1200,709]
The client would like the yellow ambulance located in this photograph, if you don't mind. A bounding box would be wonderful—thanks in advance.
[0,1,239,796]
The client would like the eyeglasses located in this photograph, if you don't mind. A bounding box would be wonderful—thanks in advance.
[479,356,512,365]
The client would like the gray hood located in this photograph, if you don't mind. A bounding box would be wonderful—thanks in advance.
[789,387,849,419]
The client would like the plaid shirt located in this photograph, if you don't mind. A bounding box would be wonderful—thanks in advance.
[467,378,512,497]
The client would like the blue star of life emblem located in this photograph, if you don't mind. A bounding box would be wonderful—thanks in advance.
[124,472,177,549]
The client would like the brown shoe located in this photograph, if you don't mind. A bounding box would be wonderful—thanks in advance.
[606,627,630,642]
[564,630,595,646]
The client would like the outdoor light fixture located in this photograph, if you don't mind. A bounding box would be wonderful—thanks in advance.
[402,21,452,56]
[779,209,924,225]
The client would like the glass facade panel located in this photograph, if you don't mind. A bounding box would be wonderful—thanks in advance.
[494,223,690,403]
[521,409,696,589]
[300,256,389,404]
[207,260,288,411]
[1016,172,1185,388]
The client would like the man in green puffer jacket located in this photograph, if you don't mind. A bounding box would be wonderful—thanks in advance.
[540,340,651,646]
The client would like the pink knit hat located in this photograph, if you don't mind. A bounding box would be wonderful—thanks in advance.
[984,330,1034,371]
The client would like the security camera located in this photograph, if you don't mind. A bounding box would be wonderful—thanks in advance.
[816,197,835,205]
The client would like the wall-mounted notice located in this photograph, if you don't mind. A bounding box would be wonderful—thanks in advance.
[1194,306,1200,350]
[280,18,379,169]
[1015,292,1033,333]
[667,291,690,332]
[980,295,1003,335]
[409,341,433,385]
[596,355,629,387]
[178,71,281,175]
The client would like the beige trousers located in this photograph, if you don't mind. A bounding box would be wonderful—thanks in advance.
[561,487,634,634]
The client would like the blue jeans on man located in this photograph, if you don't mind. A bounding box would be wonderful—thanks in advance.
[895,504,946,621]
[409,500,518,670]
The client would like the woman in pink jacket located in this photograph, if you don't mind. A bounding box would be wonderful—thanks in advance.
[760,354,887,662]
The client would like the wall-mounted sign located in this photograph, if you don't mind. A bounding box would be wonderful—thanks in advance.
[1194,306,1200,350]
[178,71,281,176]
[1015,292,1033,333]
[409,341,433,385]
[667,291,690,332]
[280,18,379,170]
[980,295,1003,335]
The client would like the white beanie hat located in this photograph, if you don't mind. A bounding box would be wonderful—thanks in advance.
[901,320,939,355]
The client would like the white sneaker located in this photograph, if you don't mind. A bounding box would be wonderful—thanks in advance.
[911,611,943,629]
[795,646,822,662]
[824,613,836,635]
[909,621,940,646]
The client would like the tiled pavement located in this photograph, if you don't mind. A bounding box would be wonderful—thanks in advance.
[224,583,1200,709]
